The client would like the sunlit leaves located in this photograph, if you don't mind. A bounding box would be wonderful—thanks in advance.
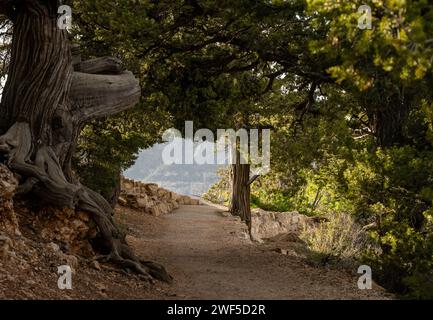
[307,0,433,87]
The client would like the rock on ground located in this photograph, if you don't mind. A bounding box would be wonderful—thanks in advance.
[250,208,326,241]
[0,164,20,235]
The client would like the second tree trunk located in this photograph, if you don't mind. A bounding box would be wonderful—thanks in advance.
[230,150,251,229]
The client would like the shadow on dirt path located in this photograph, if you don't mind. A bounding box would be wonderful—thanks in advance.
[124,204,389,300]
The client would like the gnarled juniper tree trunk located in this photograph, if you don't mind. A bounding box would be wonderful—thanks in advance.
[0,0,171,283]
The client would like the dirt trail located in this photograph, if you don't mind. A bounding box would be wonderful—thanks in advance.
[123,204,389,300]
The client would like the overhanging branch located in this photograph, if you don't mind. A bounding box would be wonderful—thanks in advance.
[73,57,124,75]
[70,71,140,122]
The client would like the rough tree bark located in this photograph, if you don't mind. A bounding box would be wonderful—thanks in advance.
[364,85,411,148]
[108,170,122,209]
[368,102,408,147]
[0,0,172,282]
[229,150,251,230]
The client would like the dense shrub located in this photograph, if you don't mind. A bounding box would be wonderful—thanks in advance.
[244,102,433,298]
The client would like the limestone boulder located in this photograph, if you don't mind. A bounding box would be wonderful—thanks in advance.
[250,209,312,240]
[119,176,203,217]
[0,164,20,235]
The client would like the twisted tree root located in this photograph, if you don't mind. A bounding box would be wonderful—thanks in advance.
[0,122,173,283]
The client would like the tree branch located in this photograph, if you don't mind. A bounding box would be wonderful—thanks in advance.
[73,57,124,75]
[70,71,140,122]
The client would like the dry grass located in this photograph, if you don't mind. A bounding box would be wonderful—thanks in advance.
[300,212,374,269]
